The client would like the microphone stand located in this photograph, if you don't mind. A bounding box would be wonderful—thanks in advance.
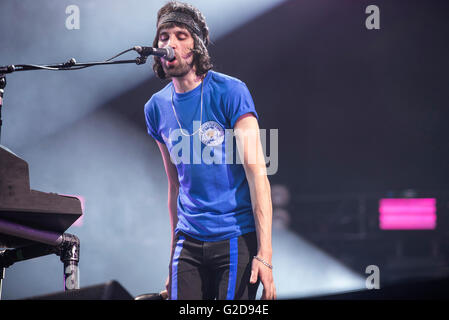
[0,49,147,299]
[0,52,147,144]
[0,233,80,299]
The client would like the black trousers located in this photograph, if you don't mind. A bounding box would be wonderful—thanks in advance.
[168,231,260,300]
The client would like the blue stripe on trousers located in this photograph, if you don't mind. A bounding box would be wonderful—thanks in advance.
[226,237,239,300]
[171,235,185,300]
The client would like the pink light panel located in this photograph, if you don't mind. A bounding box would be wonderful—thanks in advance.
[379,198,436,230]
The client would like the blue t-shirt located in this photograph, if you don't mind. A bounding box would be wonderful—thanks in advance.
[144,70,259,241]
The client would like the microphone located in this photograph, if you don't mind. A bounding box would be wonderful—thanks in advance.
[133,46,175,61]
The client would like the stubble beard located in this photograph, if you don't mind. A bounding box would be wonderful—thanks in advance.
[163,56,194,78]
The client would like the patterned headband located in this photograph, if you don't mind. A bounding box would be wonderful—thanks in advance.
[157,12,204,41]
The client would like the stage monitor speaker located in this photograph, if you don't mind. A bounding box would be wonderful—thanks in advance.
[25,280,133,300]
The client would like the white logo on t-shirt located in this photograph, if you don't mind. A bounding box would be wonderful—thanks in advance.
[200,121,224,146]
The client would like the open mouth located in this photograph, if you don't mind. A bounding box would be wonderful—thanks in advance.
[166,56,177,65]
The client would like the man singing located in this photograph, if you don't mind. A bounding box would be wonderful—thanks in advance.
[144,1,276,300]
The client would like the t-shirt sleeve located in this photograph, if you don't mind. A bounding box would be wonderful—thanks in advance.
[226,82,259,128]
[144,97,165,144]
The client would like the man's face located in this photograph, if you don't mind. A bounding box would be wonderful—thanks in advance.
[158,25,195,78]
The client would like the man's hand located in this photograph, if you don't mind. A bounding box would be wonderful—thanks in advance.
[165,274,170,294]
[250,256,276,300]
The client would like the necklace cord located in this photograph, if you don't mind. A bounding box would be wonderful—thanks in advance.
[171,80,203,136]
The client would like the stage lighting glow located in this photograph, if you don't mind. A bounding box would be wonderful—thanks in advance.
[379,198,436,230]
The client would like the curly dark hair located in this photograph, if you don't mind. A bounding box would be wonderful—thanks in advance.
[152,1,213,79]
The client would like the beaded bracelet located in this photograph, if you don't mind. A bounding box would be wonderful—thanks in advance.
[253,256,273,270]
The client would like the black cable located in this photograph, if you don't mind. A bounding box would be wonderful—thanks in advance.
[104,48,135,62]
[13,47,137,72]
